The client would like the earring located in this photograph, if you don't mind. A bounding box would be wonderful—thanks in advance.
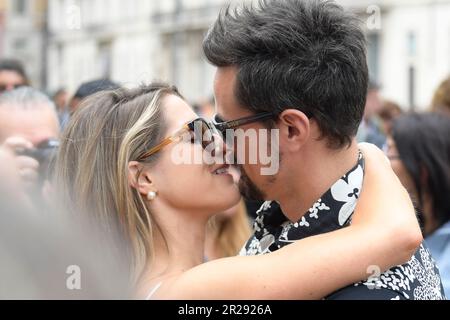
[147,191,158,201]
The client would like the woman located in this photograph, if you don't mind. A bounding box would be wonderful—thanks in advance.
[387,112,450,296]
[55,83,421,299]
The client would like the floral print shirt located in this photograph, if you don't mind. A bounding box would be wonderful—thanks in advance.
[240,153,446,300]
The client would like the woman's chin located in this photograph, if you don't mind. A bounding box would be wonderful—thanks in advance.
[213,193,242,214]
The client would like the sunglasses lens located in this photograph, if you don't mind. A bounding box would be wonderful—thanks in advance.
[190,119,215,150]
[201,120,214,150]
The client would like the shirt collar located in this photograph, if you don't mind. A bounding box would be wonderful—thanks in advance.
[253,152,365,242]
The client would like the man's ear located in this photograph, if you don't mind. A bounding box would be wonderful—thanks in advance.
[278,109,310,152]
[128,161,154,195]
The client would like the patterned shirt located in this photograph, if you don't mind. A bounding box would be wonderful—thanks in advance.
[240,153,446,300]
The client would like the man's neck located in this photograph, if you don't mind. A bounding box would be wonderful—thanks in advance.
[277,141,360,222]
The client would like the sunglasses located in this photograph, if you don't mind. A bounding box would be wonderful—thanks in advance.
[138,118,218,161]
[212,112,274,134]
[0,84,25,93]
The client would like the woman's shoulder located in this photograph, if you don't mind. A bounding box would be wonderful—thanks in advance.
[144,282,163,300]
[138,273,184,300]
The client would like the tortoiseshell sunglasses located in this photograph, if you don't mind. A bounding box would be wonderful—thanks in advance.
[138,118,217,161]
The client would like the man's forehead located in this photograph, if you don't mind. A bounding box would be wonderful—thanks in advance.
[214,67,240,120]
[214,66,237,91]
[0,107,59,145]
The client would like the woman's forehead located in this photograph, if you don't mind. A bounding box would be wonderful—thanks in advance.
[163,95,198,128]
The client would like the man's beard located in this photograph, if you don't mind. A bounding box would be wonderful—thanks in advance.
[238,166,267,201]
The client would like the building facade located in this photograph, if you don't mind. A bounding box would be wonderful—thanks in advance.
[340,0,450,110]
[3,0,446,109]
[46,0,224,102]
[0,0,48,88]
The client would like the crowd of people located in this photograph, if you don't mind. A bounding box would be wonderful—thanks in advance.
[0,0,449,300]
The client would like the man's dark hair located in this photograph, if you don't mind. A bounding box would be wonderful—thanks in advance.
[73,79,120,100]
[392,113,450,231]
[0,59,29,85]
[203,0,369,148]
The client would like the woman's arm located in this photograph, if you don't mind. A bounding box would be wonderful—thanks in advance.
[352,143,422,261]
[160,144,421,299]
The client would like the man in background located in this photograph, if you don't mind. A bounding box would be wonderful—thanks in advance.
[0,87,60,194]
[0,59,30,94]
[69,79,120,113]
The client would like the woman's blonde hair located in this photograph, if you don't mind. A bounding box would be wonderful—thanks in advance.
[207,201,252,258]
[431,77,450,114]
[54,83,181,285]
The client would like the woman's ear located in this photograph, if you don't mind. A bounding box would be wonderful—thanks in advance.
[278,109,310,152]
[128,161,154,195]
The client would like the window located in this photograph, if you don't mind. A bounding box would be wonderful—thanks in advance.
[97,40,112,79]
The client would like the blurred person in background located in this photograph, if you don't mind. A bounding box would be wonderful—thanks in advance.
[53,88,70,129]
[55,83,423,299]
[69,79,120,114]
[431,76,450,116]
[357,81,386,148]
[0,146,129,299]
[387,112,450,296]
[378,100,403,136]
[0,146,30,207]
[0,59,30,94]
[0,87,60,197]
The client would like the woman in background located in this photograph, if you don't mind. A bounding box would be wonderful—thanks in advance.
[387,112,450,296]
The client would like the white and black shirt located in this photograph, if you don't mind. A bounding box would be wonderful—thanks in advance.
[240,153,446,300]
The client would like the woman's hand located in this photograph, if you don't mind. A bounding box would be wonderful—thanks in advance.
[354,143,422,262]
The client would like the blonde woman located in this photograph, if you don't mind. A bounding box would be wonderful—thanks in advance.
[55,84,421,300]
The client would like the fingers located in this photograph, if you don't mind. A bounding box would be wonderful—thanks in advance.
[1,137,40,187]
[2,136,33,152]
[0,147,21,187]
[358,142,390,167]
[17,154,40,177]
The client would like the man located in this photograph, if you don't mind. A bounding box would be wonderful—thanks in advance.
[0,87,60,193]
[0,59,30,94]
[203,0,445,299]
